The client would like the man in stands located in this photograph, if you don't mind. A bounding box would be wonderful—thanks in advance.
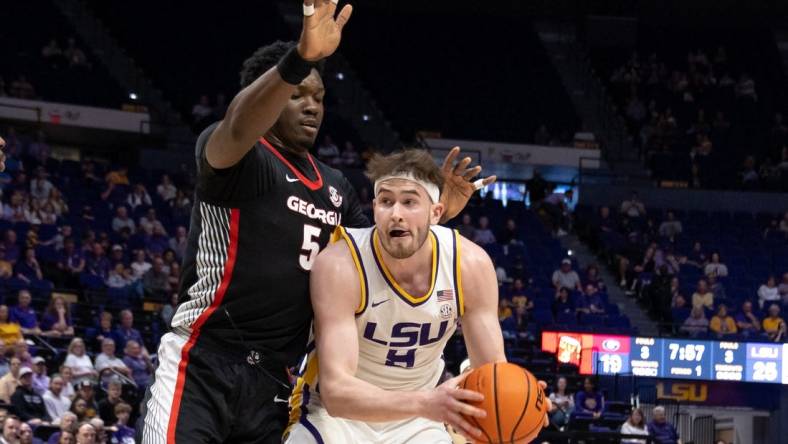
[735,300,761,338]
[552,258,582,291]
[620,191,646,219]
[691,278,714,310]
[10,291,41,336]
[112,310,145,355]
[0,415,20,444]
[647,406,681,444]
[42,376,71,424]
[763,304,786,342]
[75,422,96,444]
[10,367,50,424]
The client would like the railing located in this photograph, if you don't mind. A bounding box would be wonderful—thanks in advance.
[692,415,715,444]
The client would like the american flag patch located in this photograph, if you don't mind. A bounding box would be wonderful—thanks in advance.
[437,289,454,302]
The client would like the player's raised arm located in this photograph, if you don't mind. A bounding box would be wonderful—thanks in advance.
[438,147,497,223]
[456,236,507,367]
[310,240,486,438]
[206,0,353,169]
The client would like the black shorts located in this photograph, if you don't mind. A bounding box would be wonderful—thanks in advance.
[139,332,291,444]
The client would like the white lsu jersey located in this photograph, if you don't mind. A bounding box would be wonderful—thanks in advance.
[286,225,464,443]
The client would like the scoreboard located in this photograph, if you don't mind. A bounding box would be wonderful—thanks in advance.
[541,331,788,384]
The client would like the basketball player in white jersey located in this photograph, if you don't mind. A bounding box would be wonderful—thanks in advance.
[284,149,522,443]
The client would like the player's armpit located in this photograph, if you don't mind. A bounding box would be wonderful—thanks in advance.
[457,236,506,368]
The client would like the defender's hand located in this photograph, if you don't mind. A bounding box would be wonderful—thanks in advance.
[298,0,353,62]
[439,146,496,223]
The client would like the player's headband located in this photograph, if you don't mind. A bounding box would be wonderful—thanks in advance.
[373,172,440,204]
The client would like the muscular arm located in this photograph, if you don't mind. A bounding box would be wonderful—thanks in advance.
[312,240,484,432]
[205,68,296,169]
[457,236,506,368]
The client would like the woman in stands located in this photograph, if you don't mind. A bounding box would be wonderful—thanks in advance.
[620,407,649,444]
[548,376,574,430]
[758,275,781,309]
[0,305,23,345]
[40,295,75,338]
[704,252,728,277]
[64,338,98,384]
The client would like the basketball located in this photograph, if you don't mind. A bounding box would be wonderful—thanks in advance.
[461,362,548,444]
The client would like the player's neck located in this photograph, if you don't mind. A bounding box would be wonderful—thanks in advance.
[379,237,434,295]
[264,132,310,158]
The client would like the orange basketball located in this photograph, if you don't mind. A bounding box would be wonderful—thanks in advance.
[461,362,548,444]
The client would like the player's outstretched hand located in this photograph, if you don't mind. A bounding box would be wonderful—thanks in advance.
[439,146,496,223]
[0,136,5,172]
[538,380,552,428]
[420,372,485,440]
[298,0,353,62]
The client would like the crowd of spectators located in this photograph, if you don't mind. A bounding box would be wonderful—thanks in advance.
[602,44,788,192]
[581,191,787,341]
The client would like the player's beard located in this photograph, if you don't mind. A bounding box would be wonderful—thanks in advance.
[379,217,431,260]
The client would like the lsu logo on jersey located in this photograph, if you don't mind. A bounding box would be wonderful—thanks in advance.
[363,321,450,368]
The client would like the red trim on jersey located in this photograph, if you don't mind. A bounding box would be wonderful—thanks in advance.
[259,137,324,191]
[167,208,240,443]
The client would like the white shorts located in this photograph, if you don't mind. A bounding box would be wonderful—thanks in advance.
[284,407,453,444]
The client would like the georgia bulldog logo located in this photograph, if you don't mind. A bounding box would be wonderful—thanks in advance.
[329,186,343,208]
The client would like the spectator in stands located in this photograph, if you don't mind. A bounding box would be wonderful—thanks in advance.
[704,252,728,278]
[46,189,68,218]
[142,258,168,300]
[104,167,129,187]
[13,341,33,369]
[122,340,152,389]
[70,398,90,423]
[9,76,35,99]
[169,226,188,261]
[0,307,23,346]
[620,407,649,444]
[11,367,49,424]
[472,216,495,245]
[552,287,575,317]
[75,422,96,444]
[58,366,74,400]
[709,304,737,337]
[161,293,178,329]
[94,339,130,385]
[156,174,177,202]
[552,259,582,291]
[57,238,84,288]
[48,411,77,443]
[497,219,522,245]
[111,403,134,444]
[780,273,788,304]
[575,377,603,418]
[170,189,191,223]
[110,207,135,234]
[54,430,75,444]
[30,357,49,396]
[340,141,361,167]
[88,418,105,444]
[84,243,110,283]
[542,186,571,236]
[40,295,74,338]
[669,277,684,307]
[64,38,89,68]
[681,307,709,337]
[735,300,761,338]
[43,376,71,425]
[86,312,116,354]
[691,279,714,310]
[763,304,786,342]
[18,422,38,444]
[41,39,64,67]
[457,214,475,240]
[0,416,20,444]
[684,241,707,269]
[584,264,605,291]
[647,406,680,444]
[113,311,144,355]
[707,272,726,302]
[138,209,158,234]
[15,248,47,287]
[2,194,25,224]
[658,211,682,241]
[96,381,124,426]
[64,339,97,385]
[0,341,9,377]
[10,291,41,336]
[191,95,214,129]
[126,184,151,211]
[759,275,781,309]
[316,136,340,166]
[547,376,574,430]
[2,232,20,267]
[620,192,646,219]
[0,358,22,404]
[577,284,606,315]
[129,250,151,282]
[29,168,54,204]
[73,382,97,421]
[147,225,170,257]
[497,299,512,322]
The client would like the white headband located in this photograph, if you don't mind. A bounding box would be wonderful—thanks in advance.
[373,172,440,203]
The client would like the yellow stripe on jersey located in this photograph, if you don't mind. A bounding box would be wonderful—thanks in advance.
[334,226,368,314]
[453,230,465,316]
[372,228,437,305]
[286,353,320,430]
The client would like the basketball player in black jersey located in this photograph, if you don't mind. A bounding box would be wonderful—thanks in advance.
[139,1,495,443]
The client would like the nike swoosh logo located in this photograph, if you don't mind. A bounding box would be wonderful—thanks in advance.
[273,395,289,404]
[285,174,300,183]
[371,300,389,308]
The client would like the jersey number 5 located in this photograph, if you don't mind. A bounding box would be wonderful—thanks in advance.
[299,225,322,270]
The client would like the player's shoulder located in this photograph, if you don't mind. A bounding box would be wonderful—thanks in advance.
[456,233,493,269]
[313,157,350,186]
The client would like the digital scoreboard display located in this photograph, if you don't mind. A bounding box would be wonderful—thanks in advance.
[541,332,788,385]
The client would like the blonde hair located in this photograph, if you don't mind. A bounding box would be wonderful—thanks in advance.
[67,337,85,355]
